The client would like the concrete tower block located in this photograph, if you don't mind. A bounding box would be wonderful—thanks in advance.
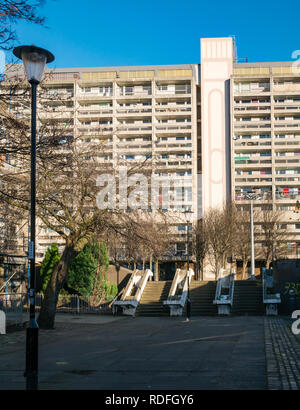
[201,37,233,212]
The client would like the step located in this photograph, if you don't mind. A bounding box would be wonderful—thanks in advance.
[137,281,172,317]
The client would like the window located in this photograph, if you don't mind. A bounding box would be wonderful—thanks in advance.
[177,225,186,231]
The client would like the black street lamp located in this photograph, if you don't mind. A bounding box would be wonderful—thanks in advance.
[184,208,193,321]
[13,45,54,390]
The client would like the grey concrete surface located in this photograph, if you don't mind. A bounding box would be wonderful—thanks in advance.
[0,315,268,390]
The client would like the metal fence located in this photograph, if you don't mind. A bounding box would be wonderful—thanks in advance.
[0,292,26,327]
[35,293,113,315]
[0,292,113,328]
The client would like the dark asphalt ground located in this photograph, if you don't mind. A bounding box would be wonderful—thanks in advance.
[0,315,267,390]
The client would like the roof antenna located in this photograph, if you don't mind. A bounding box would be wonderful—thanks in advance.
[229,35,238,63]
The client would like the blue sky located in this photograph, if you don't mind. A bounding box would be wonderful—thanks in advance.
[8,0,300,69]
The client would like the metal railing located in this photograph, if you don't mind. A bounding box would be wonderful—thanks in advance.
[213,271,235,315]
[34,293,113,315]
[0,292,26,327]
[163,268,194,316]
[262,268,281,315]
[112,269,153,316]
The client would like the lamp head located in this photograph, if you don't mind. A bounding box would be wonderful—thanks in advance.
[184,208,193,223]
[13,45,54,84]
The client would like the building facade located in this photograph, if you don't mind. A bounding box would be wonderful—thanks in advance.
[2,37,300,272]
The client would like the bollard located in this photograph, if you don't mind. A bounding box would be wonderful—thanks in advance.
[77,295,80,315]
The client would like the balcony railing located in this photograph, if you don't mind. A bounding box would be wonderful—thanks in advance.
[155,106,192,113]
[234,141,272,147]
[235,192,272,201]
[273,84,300,92]
[156,124,192,131]
[156,87,191,95]
[116,89,151,97]
[275,177,300,182]
[78,92,113,98]
[234,106,271,112]
[78,109,113,116]
[116,125,152,132]
[116,108,152,114]
[234,158,272,166]
[275,192,300,200]
[235,177,272,184]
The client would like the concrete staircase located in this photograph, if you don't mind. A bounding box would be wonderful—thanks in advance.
[185,281,218,316]
[231,280,264,315]
[136,281,172,317]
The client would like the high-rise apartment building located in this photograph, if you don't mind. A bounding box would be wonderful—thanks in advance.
[2,37,300,275]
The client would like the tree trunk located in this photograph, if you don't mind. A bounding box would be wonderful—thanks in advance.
[115,263,120,289]
[242,261,248,280]
[150,254,153,276]
[142,258,145,271]
[155,259,159,281]
[38,243,78,329]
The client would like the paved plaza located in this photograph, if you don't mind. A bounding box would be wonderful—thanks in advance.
[0,314,299,390]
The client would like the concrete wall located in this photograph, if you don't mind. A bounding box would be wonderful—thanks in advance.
[200,38,233,212]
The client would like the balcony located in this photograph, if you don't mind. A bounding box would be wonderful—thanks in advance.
[273,83,300,92]
[234,105,271,113]
[275,191,300,201]
[40,90,74,100]
[274,122,300,131]
[274,105,300,113]
[234,158,272,167]
[116,88,151,97]
[155,161,192,170]
[275,177,300,184]
[77,92,113,101]
[235,177,272,186]
[116,107,152,115]
[78,109,113,118]
[39,111,74,121]
[77,125,113,135]
[234,140,272,148]
[116,125,152,134]
[155,105,192,114]
[155,124,192,135]
[155,143,192,153]
[275,158,300,165]
[234,192,272,201]
[234,120,271,130]
[274,139,300,148]
[234,86,270,95]
[117,143,152,152]
[156,86,191,96]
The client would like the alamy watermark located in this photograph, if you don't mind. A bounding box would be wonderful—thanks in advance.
[291,50,300,74]
[291,310,300,336]
[96,166,202,217]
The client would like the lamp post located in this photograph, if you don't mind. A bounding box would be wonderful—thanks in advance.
[184,208,193,321]
[13,45,54,390]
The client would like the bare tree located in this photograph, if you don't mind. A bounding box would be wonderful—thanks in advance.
[192,218,207,281]
[258,206,289,269]
[0,0,46,50]
[204,203,234,279]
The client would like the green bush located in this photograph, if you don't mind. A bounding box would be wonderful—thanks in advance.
[40,243,61,293]
[68,244,98,297]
